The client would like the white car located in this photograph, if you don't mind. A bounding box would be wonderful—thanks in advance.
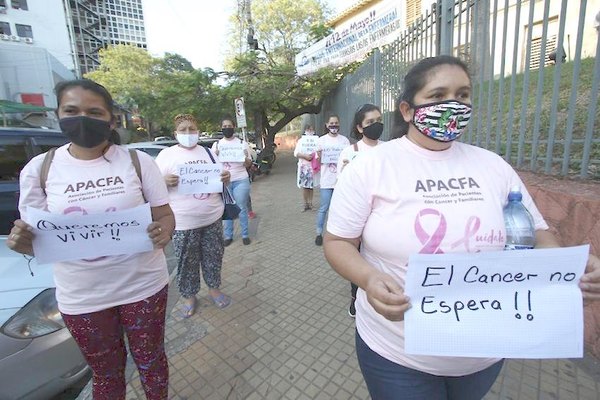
[0,127,89,400]
[126,141,171,158]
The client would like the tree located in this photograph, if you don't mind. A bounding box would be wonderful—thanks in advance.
[85,45,228,135]
[225,0,353,148]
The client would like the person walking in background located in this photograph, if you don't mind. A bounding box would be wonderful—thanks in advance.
[314,115,349,246]
[294,124,318,211]
[7,79,174,400]
[336,104,384,318]
[324,55,600,399]
[155,114,232,316]
[212,117,253,246]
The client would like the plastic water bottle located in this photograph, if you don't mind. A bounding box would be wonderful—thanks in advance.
[503,187,536,250]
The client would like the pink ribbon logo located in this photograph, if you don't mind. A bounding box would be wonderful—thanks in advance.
[414,208,447,254]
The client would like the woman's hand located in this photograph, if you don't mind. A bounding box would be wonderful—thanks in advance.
[6,220,34,256]
[221,170,231,185]
[580,254,600,301]
[147,222,171,249]
[364,270,411,321]
[164,174,179,187]
[301,153,312,161]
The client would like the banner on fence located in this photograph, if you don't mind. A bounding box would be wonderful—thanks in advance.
[404,245,589,359]
[295,0,402,75]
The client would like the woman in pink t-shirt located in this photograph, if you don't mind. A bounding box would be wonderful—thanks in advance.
[324,56,600,400]
[155,114,232,317]
[7,79,175,400]
[338,103,384,319]
[212,118,253,246]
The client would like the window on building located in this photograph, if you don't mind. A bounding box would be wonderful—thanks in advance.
[523,17,558,71]
[11,0,27,10]
[406,0,422,26]
[15,23,32,37]
[0,21,10,35]
[0,0,6,8]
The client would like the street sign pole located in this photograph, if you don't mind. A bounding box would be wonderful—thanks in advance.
[234,97,248,142]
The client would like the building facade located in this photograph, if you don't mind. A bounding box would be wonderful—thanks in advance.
[65,0,147,76]
[0,0,75,110]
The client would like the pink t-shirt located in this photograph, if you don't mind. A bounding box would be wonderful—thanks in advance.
[212,137,250,182]
[327,136,548,376]
[317,133,350,189]
[155,145,224,231]
[18,144,170,315]
[336,139,382,175]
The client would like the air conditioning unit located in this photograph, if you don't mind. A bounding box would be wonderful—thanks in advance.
[0,34,9,40]
[24,37,33,44]
[10,35,20,41]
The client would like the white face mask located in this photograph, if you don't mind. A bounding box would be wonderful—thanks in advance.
[176,132,199,148]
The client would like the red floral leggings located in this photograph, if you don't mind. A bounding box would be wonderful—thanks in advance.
[61,285,169,400]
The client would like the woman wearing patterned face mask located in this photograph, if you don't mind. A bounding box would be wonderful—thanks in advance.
[324,55,600,400]
[314,115,349,246]
[7,79,175,399]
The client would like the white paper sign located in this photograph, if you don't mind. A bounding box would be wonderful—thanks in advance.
[218,141,245,162]
[300,136,319,155]
[321,146,345,164]
[27,203,154,264]
[177,163,223,194]
[404,246,588,359]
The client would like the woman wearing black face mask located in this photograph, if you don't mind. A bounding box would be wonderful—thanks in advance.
[7,79,175,399]
[212,118,253,246]
[336,104,384,318]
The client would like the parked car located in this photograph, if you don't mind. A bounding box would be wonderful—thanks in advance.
[0,127,89,400]
[153,136,174,142]
[126,141,171,158]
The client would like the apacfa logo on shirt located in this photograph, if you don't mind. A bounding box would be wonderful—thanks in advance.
[64,176,124,193]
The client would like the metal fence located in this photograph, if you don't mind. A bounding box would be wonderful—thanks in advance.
[310,0,600,179]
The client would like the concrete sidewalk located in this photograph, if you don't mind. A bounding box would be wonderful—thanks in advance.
[124,150,600,399]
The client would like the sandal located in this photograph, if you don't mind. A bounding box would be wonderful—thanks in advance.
[180,298,197,318]
[209,293,231,309]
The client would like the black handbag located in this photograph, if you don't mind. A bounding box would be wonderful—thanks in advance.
[222,185,241,220]
[203,146,241,220]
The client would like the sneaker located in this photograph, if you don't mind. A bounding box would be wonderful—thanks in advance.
[315,234,323,246]
[348,298,356,318]
[248,211,257,219]
[224,239,233,247]
[243,237,251,245]
[303,204,310,212]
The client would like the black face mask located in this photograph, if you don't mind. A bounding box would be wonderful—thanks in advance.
[362,122,383,140]
[222,127,235,138]
[59,116,112,148]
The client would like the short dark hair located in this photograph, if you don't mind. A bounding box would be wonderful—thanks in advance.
[392,56,471,139]
[221,116,235,127]
[351,104,381,140]
[54,79,115,118]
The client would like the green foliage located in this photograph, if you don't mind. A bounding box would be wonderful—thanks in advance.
[85,45,227,134]
[224,0,352,144]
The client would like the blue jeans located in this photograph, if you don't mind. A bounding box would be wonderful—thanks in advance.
[316,188,334,235]
[356,331,503,400]
[223,178,250,239]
